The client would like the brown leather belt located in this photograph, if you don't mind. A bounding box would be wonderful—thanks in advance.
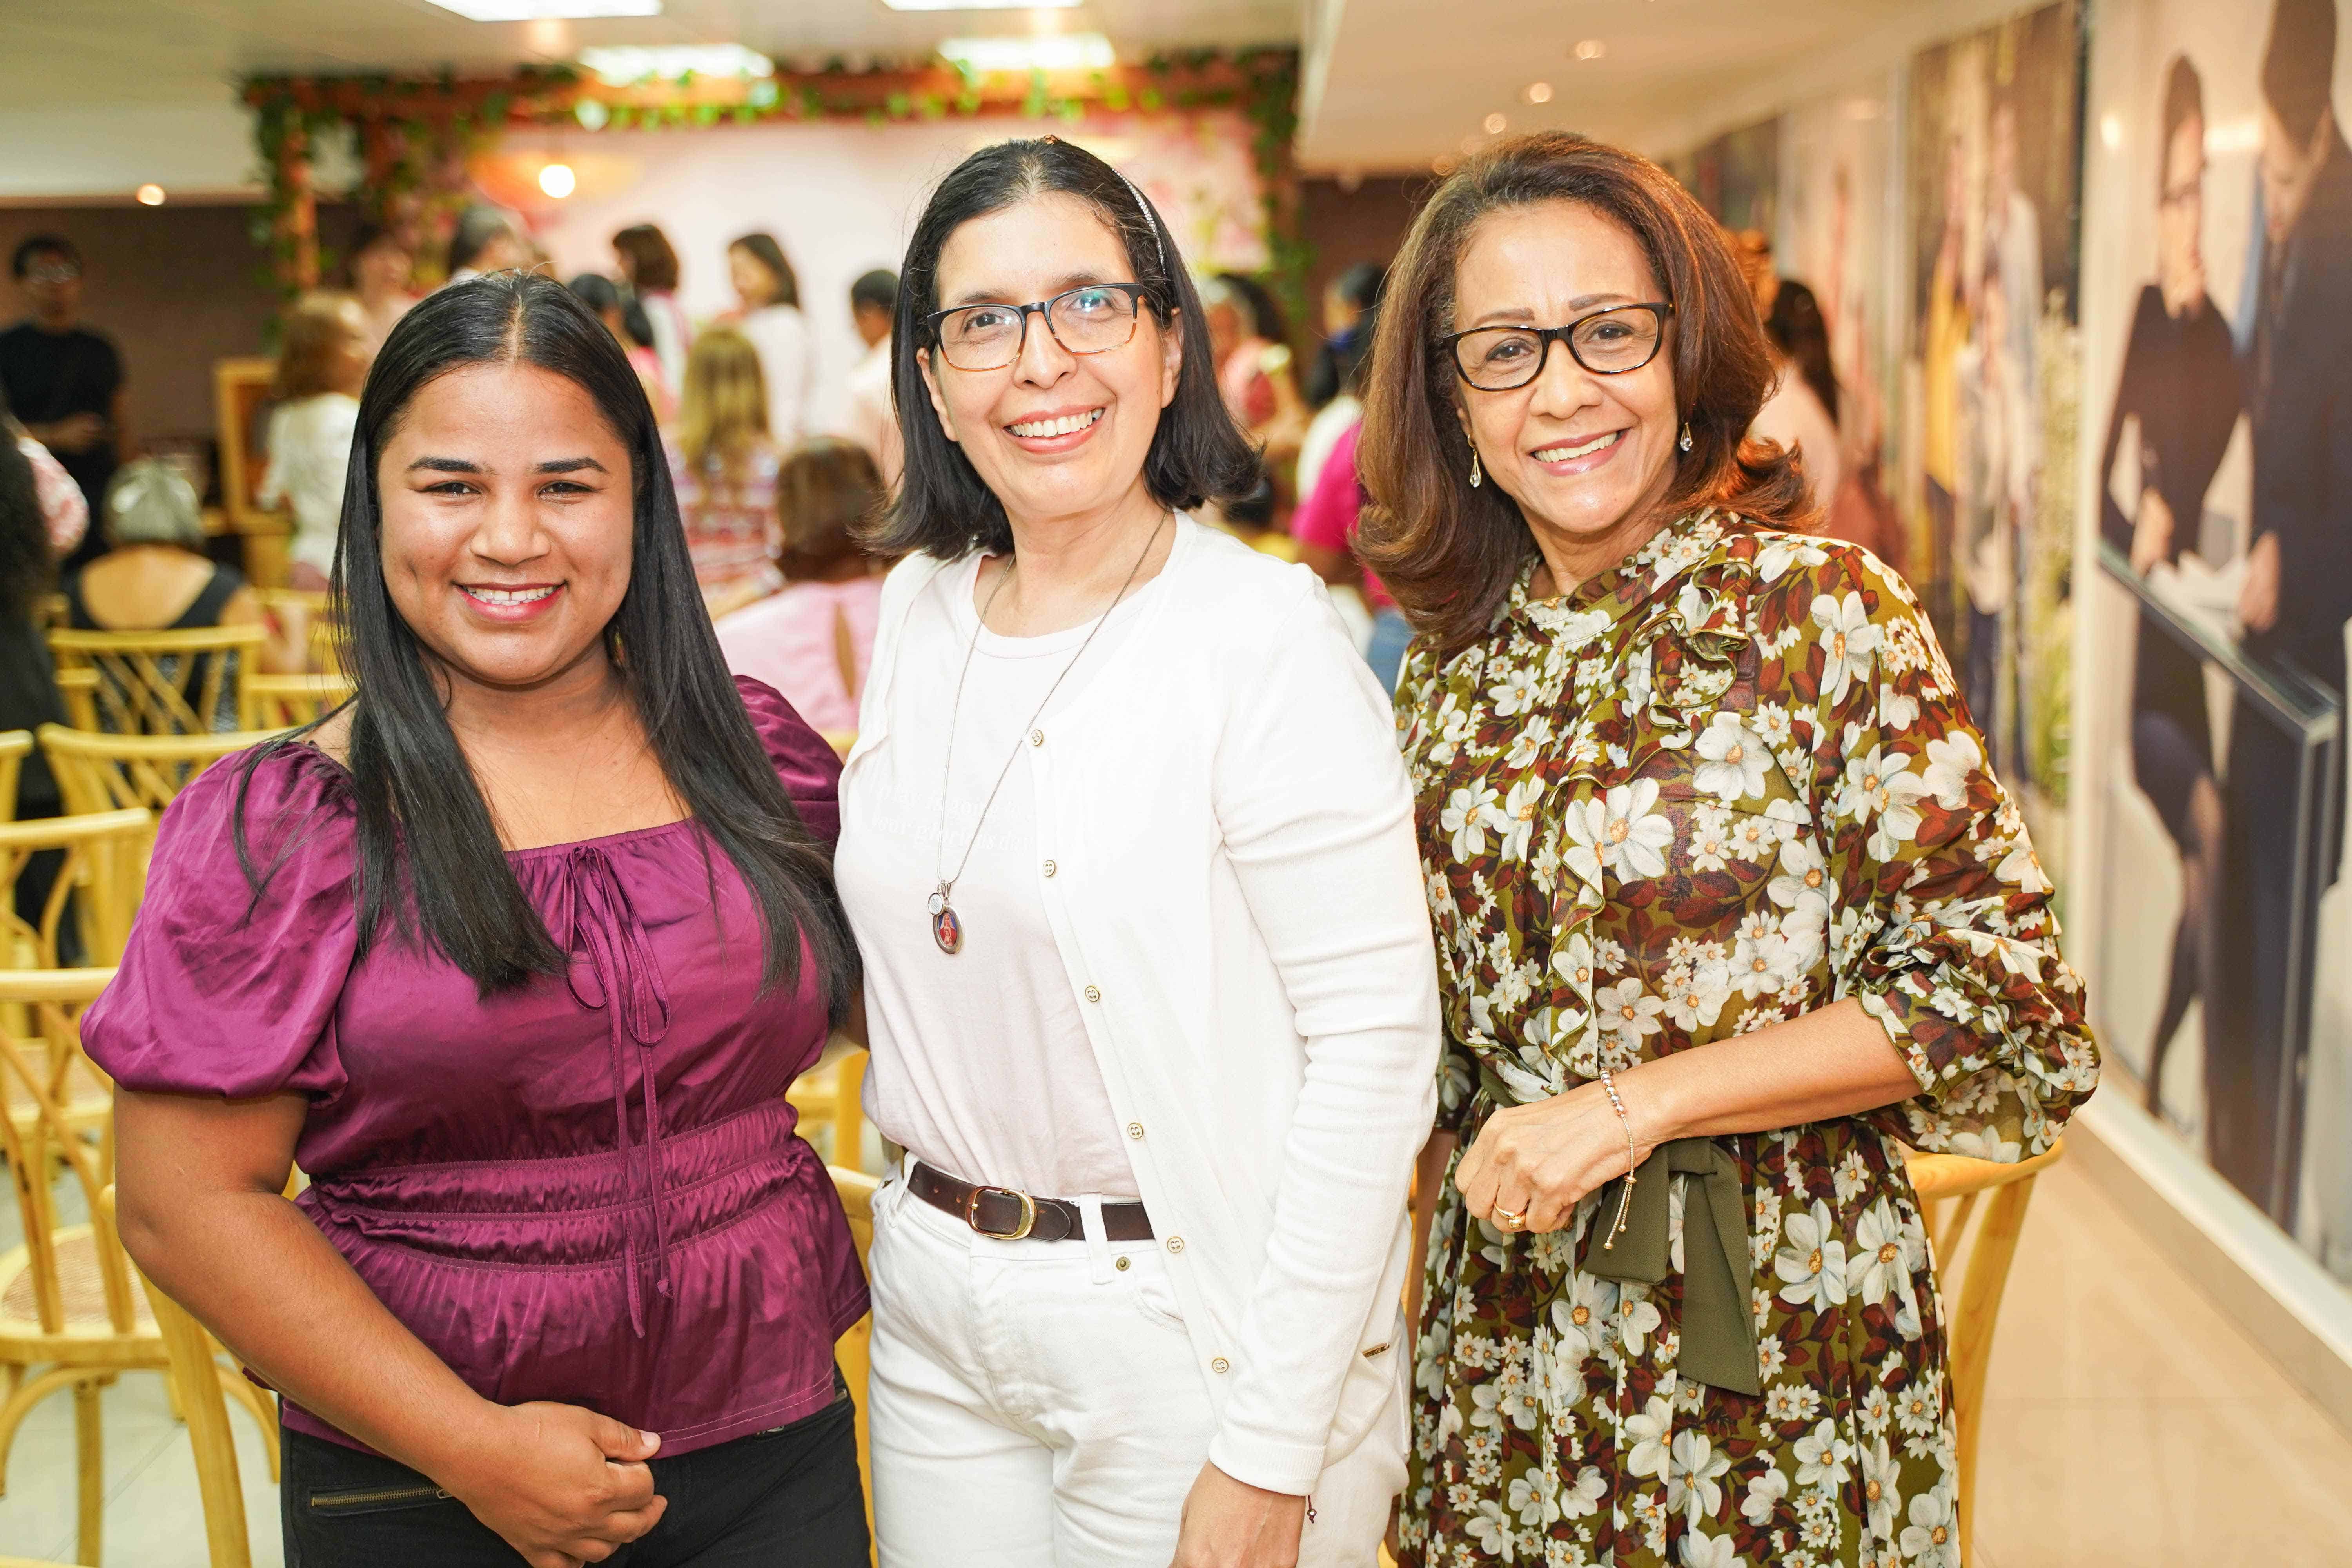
[908,1161,1155,1243]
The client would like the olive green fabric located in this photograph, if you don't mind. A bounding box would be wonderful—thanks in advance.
[1577,1137,1759,1396]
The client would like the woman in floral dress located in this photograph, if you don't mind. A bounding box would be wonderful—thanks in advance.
[1357,133,2098,1568]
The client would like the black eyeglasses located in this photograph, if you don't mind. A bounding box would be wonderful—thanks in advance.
[926,283,1154,372]
[1440,302,1675,390]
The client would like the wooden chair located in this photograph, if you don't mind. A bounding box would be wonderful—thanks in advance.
[216,357,292,591]
[38,726,283,817]
[0,733,27,825]
[829,1165,878,1564]
[787,1043,868,1172]
[254,587,340,675]
[102,1187,273,1568]
[1904,1139,2067,1554]
[822,731,855,761]
[240,671,354,732]
[0,809,152,972]
[48,626,266,736]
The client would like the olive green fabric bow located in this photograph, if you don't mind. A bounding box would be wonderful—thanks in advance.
[1577,1137,1761,1397]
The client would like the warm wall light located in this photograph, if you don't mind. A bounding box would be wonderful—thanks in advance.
[134,184,166,206]
[1524,82,1553,105]
[883,0,1079,8]
[1574,39,1606,60]
[539,163,577,198]
[2099,113,2124,152]
[1484,112,1508,135]
[939,33,1115,71]
[425,0,657,17]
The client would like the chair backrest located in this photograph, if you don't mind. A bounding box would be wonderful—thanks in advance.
[38,724,285,816]
[49,625,267,736]
[0,969,138,1342]
[214,356,279,534]
[99,1187,256,1568]
[240,672,354,732]
[1903,1139,2066,1555]
[253,588,341,675]
[0,809,153,969]
[0,731,28,824]
[829,1165,878,1560]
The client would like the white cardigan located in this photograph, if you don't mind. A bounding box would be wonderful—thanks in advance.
[841,518,1439,1494]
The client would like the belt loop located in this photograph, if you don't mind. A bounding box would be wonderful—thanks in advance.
[1075,1194,1115,1283]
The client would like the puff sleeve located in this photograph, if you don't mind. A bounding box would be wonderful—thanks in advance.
[735,674,842,850]
[1799,546,2100,1160]
[81,746,358,1103]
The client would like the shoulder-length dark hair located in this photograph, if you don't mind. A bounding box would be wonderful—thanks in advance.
[730,232,800,310]
[238,273,855,1013]
[868,136,1258,560]
[1357,132,1809,656]
[612,223,679,292]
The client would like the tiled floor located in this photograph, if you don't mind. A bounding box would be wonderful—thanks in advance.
[4,1151,2349,1564]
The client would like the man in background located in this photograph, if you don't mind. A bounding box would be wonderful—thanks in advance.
[2215,0,2352,1217]
[0,234,127,573]
[842,268,900,489]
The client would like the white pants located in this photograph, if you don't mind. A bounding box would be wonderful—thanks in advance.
[866,1169,1403,1567]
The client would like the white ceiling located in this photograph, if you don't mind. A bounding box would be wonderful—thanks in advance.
[0,0,1303,111]
[0,0,2061,199]
[1299,0,2052,168]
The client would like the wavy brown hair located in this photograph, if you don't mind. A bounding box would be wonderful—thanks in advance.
[1357,132,1810,657]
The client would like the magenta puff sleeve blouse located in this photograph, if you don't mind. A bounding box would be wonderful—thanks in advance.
[82,676,869,1456]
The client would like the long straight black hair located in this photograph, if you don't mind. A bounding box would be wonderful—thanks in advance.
[867,136,1259,560]
[237,272,855,1014]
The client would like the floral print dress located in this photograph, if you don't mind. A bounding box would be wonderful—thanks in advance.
[1393,510,2097,1568]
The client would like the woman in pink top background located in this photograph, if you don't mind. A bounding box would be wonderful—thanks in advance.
[717,436,887,737]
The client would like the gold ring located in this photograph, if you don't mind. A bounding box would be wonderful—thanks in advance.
[1494,1206,1526,1229]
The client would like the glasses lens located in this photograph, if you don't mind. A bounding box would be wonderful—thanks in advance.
[937,303,1027,369]
[1047,286,1140,354]
[1572,308,1662,373]
[29,264,79,283]
[1455,328,1546,389]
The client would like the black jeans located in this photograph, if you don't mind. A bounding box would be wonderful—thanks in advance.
[282,1383,867,1567]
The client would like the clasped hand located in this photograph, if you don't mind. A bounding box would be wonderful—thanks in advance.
[443,1401,669,1568]
[1454,1075,1663,1235]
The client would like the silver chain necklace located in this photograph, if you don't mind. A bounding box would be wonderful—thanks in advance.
[928,512,1169,954]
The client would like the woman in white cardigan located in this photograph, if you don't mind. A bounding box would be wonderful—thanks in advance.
[836,137,1439,1568]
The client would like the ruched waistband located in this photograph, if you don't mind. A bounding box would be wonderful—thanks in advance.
[302,1098,809,1272]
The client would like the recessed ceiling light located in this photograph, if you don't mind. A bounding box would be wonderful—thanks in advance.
[1574,38,1606,60]
[1483,112,1508,135]
[134,184,166,206]
[578,44,773,83]
[539,163,577,198]
[1524,82,1553,105]
[424,0,659,18]
[883,0,1079,8]
[938,33,1115,72]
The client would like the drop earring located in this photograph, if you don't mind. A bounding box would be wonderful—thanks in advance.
[1678,422,1693,453]
[1469,447,1483,488]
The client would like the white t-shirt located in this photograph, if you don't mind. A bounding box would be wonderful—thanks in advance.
[740,303,818,446]
[1750,365,1843,517]
[836,548,1159,1199]
[840,337,899,488]
[257,393,359,577]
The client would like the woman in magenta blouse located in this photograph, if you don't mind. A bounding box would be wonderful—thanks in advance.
[87,273,869,1567]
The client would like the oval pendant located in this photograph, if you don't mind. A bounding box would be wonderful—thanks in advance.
[932,903,963,955]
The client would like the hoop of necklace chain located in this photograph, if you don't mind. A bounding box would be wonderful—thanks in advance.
[928,511,1170,954]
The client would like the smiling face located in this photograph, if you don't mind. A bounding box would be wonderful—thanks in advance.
[1450,200,1682,578]
[376,360,636,695]
[917,191,1180,537]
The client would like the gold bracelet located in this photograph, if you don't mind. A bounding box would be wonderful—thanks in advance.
[1598,1066,1637,1251]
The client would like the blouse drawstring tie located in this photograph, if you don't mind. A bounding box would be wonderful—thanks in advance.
[561,844,675,1337]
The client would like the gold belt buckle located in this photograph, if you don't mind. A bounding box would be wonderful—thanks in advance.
[966,1184,1038,1240]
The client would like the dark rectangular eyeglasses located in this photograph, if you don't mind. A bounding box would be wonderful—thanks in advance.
[1441,302,1675,390]
[926,283,1154,372]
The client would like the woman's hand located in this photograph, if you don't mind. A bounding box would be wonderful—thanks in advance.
[1169,1461,1307,1568]
[439,1402,668,1568]
[1454,1076,1667,1234]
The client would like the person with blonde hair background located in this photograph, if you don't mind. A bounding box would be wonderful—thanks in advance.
[260,290,369,591]
[671,325,784,614]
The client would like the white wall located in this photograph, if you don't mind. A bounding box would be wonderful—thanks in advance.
[0,102,257,202]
